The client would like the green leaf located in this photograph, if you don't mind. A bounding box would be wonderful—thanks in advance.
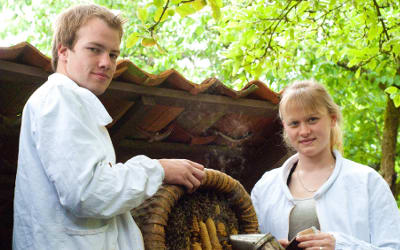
[126,32,140,48]
[154,7,168,22]
[141,37,157,47]
[355,67,361,78]
[208,0,222,20]
[137,7,148,23]
[153,0,164,8]
[167,8,175,17]
[394,95,400,107]
[297,1,310,15]
[394,75,400,85]
[367,24,378,41]
[156,43,166,54]
[385,86,398,95]
[254,61,264,79]
[366,59,377,70]
[192,0,206,11]
[348,57,361,68]
[214,0,223,8]
[176,3,197,18]
[210,4,221,20]
[289,27,294,40]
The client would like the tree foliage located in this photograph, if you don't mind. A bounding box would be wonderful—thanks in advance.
[214,0,400,200]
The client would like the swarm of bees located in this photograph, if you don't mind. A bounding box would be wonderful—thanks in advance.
[131,169,260,249]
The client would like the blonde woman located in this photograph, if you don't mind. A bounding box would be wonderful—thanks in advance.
[251,80,400,249]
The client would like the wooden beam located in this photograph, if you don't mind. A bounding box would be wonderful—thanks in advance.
[116,138,243,160]
[106,80,277,116]
[110,96,156,144]
[0,60,278,116]
[0,60,49,85]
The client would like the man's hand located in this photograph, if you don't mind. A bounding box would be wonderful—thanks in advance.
[158,159,205,193]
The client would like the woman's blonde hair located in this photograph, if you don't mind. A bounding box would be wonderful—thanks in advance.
[279,80,343,152]
[51,4,124,71]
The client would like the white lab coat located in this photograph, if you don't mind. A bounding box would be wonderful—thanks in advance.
[13,73,165,250]
[251,151,400,250]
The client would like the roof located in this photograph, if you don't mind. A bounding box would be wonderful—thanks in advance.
[0,41,291,188]
[0,41,292,187]
[0,41,290,249]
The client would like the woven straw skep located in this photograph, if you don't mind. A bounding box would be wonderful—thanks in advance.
[131,168,266,249]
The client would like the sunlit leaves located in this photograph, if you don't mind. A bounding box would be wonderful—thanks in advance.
[126,32,140,48]
[154,0,165,8]
[167,8,175,16]
[154,7,168,22]
[130,0,222,50]
[208,0,222,20]
[141,37,157,47]
[137,7,148,23]
[296,1,310,16]
[192,0,207,11]
[176,3,197,18]
[385,80,400,107]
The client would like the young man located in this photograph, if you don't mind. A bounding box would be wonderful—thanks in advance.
[13,4,205,250]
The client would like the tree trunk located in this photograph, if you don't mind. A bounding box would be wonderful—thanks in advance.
[380,95,400,198]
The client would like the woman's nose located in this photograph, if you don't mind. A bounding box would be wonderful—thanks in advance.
[299,123,311,136]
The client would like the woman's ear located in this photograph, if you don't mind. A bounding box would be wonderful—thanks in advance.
[330,115,337,127]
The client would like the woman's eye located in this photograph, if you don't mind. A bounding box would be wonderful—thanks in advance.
[288,121,298,127]
[308,117,319,123]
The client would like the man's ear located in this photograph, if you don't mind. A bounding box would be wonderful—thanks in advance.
[57,44,69,63]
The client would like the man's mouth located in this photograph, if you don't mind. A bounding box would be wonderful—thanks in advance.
[92,72,109,80]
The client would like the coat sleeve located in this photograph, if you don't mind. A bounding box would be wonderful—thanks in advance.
[331,171,400,250]
[34,84,164,219]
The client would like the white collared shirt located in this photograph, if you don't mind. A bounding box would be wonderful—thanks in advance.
[13,73,165,250]
[251,150,400,249]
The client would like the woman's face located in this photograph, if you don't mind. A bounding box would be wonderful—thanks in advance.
[282,105,336,159]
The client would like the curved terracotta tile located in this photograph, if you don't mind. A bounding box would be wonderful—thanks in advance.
[0,42,52,72]
[0,42,280,102]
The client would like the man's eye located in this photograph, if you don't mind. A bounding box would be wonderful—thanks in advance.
[88,47,100,53]
[110,53,118,60]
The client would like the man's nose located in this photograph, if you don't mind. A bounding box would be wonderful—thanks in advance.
[98,53,112,69]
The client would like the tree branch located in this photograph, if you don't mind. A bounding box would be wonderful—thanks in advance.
[337,54,379,72]
[148,0,170,36]
[179,0,195,4]
[372,0,390,41]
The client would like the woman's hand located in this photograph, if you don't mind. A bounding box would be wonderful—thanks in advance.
[296,232,335,250]
[278,239,289,248]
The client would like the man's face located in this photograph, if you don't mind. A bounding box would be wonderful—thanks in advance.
[57,17,120,95]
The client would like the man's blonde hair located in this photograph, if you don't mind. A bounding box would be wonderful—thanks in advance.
[279,80,343,152]
[51,4,124,71]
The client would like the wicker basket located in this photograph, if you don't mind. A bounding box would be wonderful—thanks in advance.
[131,168,281,249]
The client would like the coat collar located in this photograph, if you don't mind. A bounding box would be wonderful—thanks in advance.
[49,73,112,126]
[279,150,343,201]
